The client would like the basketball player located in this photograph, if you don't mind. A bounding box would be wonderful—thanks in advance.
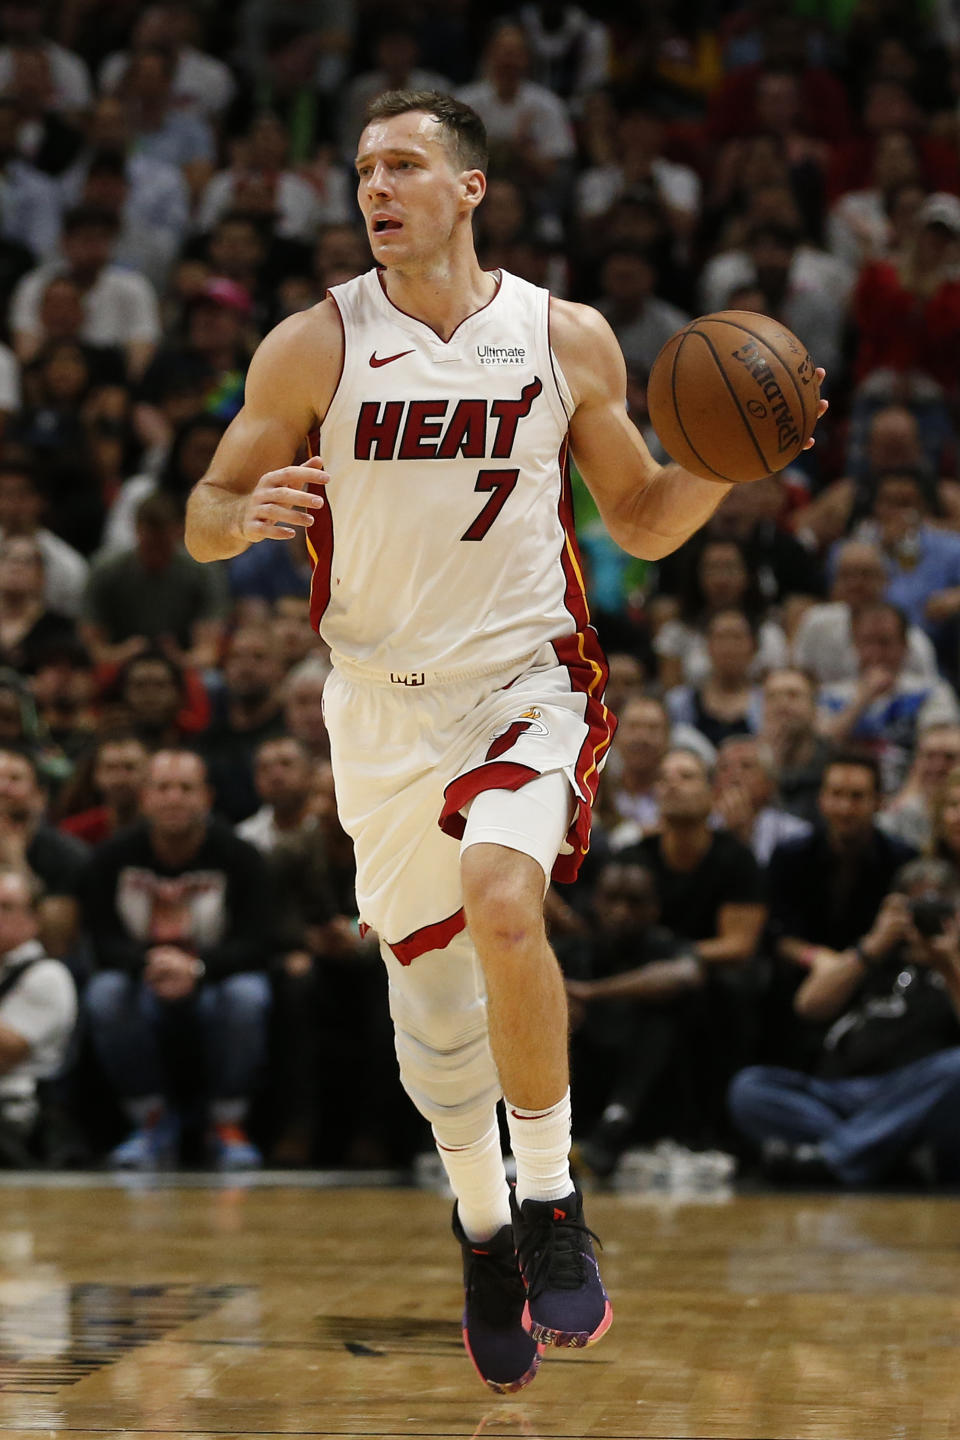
[185,91,827,1392]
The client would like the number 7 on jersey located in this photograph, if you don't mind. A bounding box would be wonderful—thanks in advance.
[460,468,520,542]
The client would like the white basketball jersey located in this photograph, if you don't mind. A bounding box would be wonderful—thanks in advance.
[309,267,591,679]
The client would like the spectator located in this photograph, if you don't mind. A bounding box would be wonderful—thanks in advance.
[100,414,227,557]
[826,129,925,269]
[711,735,813,866]
[58,732,148,846]
[236,735,316,853]
[30,635,100,760]
[517,2,609,101]
[793,538,938,684]
[227,527,313,605]
[0,0,92,112]
[562,858,704,1178]
[138,275,255,429]
[593,245,689,380]
[599,694,669,843]
[457,22,575,222]
[699,476,825,611]
[761,667,836,823]
[116,46,216,199]
[0,745,87,962]
[0,95,62,259]
[198,112,350,245]
[272,595,324,674]
[574,103,700,244]
[852,191,960,398]
[817,602,960,793]
[730,857,960,1187]
[281,657,330,765]
[619,747,767,1140]
[9,205,161,379]
[113,649,190,751]
[97,2,235,120]
[0,865,77,1166]
[339,26,450,164]
[0,535,75,674]
[81,748,273,1169]
[880,722,960,851]
[654,537,789,690]
[60,95,191,291]
[6,42,85,179]
[80,491,229,671]
[665,609,765,750]
[200,624,287,823]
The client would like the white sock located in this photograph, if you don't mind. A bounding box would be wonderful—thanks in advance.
[505,1090,573,1206]
[433,1117,511,1242]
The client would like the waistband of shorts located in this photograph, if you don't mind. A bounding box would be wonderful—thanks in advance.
[330,647,544,688]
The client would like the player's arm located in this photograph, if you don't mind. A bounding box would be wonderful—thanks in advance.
[552,300,733,561]
[552,299,829,561]
[184,303,342,563]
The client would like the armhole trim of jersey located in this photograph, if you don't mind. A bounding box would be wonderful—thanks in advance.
[546,292,574,426]
[318,289,347,433]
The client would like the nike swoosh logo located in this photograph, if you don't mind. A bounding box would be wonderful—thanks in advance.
[369,350,414,368]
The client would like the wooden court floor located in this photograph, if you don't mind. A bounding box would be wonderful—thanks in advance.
[0,1176,957,1440]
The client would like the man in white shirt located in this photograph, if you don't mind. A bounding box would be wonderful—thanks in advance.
[98,2,235,119]
[236,735,317,854]
[0,0,91,113]
[0,457,87,617]
[9,205,161,379]
[0,865,77,1160]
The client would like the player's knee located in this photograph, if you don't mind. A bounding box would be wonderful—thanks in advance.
[461,846,544,956]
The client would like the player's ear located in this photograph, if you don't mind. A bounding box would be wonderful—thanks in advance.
[461,168,486,211]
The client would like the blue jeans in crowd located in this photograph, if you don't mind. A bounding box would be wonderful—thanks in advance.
[85,970,271,1110]
[728,1048,960,1184]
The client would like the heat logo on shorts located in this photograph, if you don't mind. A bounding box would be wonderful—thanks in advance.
[490,707,550,742]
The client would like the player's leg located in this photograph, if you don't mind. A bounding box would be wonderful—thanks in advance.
[460,775,613,1349]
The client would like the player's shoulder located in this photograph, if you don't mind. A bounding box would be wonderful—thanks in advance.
[548,296,624,405]
[247,296,345,392]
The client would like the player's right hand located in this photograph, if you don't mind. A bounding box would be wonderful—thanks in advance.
[239,455,329,542]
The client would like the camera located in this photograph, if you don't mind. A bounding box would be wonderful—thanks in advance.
[909,896,955,938]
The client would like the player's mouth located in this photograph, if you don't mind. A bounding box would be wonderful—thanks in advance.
[372,214,403,234]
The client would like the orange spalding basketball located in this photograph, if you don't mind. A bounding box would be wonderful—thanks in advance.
[646,310,820,484]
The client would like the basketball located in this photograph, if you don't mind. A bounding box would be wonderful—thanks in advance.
[646,310,820,484]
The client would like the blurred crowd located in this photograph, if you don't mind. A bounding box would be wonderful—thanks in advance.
[2,0,960,1186]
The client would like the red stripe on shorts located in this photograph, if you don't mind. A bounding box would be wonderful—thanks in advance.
[388,907,467,965]
[439,760,541,843]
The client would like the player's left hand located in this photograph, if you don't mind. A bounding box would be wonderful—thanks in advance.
[801,368,828,450]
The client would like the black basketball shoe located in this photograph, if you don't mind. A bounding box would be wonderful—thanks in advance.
[511,1185,613,1348]
[452,1205,543,1392]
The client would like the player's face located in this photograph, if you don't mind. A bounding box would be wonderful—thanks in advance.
[355,112,473,267]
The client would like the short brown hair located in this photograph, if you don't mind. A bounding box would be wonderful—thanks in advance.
[363,89,488,174]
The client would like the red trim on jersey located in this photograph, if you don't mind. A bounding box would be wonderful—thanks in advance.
[304,427,334,633]
[376,268,503,345]
[439,761,541,842]
[323,291,346,421]
[546,294,573,422]
[551,440,617,882]
[388,907,467,965]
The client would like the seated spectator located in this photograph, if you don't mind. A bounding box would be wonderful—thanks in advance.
[113,649,192,751]
[879,723,960,852]
[0,668,72,794]
[665,609,764,750]
[594,245,689,380]
[98,2,236,120]
[200,625,287,823]
[30,635,100,760]
[236,736,315,854]
[712,735,812,867]
[760,667,836,823]
[793,538,938,684]
[730,857,960,1187]
[0,0,92,113]
[0,746,87,962]
[100,414,227,557]
[0,866,77,1167]
[619,747,767,1141]
[697,476,825,610]
[265,759,413,1166]
[9,205,161,380]
[826,129,925,269]
[561,858,705,1178]
[339,24,450,164]
[598,694,669,844]
[852,192,960,399]
[198,112,350,246]
[457,22,575,226]
[817,602,959,794]
[80,748,273,1170]
[517,1,609,102]
[575,102,701,246]
[6,43,85,179]
[282,657,330,765]
[654,537,789,689]
[273,595,325,675]
[138,274,255,429]
[58,732,148,846]
[0,96,62,260]
[0,537,75,675]
[80,491,229,672]
[116,46,216,200]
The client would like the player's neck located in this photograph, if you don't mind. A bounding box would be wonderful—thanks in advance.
[381,253,498,343]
